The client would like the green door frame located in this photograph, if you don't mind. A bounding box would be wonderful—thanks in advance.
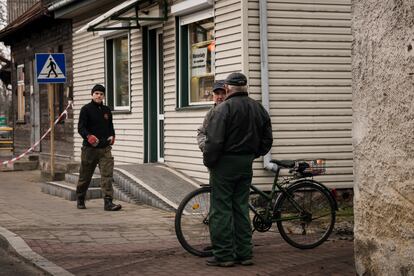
[143,27,161,163]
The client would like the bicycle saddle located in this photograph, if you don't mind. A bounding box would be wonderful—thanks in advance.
[270,160,295,168]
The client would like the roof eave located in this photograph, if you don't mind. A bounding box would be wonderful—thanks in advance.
[0,3,51,42]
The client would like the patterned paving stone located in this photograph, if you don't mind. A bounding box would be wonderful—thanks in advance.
[0,171,355,276]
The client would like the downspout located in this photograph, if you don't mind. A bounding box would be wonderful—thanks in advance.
[48,0,78,11]
[259,0,275,171]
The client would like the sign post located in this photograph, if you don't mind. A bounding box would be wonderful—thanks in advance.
[35,53,66,179]
[48,84,55,178]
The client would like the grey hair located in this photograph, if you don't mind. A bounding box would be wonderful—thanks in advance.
[227,84,248,93]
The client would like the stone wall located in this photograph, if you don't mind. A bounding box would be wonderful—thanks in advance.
[352,0,414,275]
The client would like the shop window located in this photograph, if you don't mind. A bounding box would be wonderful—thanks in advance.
[105,34,130,111]
[176,14,215,107]
[17,64,25,122]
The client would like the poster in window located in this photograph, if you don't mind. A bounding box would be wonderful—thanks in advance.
[191,47,208,77]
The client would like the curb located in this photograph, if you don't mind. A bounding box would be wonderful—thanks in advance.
[0,226,74,276]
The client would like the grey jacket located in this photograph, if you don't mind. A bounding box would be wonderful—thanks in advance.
[197,105,216,152]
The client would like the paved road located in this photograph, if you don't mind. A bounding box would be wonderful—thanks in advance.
[0,170,355,275]
[0,246,46,276]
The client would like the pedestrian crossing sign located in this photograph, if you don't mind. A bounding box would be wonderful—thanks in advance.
[35,53,66,83]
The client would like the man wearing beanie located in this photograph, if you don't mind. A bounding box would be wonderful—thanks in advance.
[203,72,273,267]
[76,84,122,211]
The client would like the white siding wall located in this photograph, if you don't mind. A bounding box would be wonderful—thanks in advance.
[163,0,244,183]
[72,16,144,164]
[248,0,353,188]
[72,0,352,188]
[163,13,209,181]
[214,0,244,79]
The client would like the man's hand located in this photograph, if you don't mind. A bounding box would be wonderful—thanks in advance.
[87,135,99,147]
[107,136,115,145]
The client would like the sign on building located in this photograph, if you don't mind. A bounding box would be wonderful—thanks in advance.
[35,53,66,83]
[191,47,208,77]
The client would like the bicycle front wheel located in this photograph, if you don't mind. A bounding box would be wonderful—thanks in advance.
[174,186,213,257]
[275,181,335,249]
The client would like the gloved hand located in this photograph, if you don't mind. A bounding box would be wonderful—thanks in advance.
[87,135,99,147]
[107,136,115,145]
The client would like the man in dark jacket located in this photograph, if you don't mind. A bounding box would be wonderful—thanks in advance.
[203,73,273,267]
[76,84,122,211]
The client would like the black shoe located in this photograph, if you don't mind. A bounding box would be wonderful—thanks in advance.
[77,197,86,209]
[206,257,234,267]
[104,197,122,211]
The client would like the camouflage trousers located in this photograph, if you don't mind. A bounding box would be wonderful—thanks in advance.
[76,146,114,199]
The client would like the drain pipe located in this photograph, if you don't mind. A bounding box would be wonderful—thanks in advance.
[259,0,276,171]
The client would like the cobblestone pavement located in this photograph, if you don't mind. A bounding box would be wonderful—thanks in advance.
[0,170,355,275]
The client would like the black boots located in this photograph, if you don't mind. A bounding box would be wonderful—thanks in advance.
[77,196,121,211]
[104,196,122,211]
[77,197,86,209]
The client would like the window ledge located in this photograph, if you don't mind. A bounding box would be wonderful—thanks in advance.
[175,104,212,111]
[16,120,25,124]
[112,110,132,115]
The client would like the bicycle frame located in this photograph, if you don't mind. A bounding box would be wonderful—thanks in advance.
[248,165,311,224]
[175,160,337,256]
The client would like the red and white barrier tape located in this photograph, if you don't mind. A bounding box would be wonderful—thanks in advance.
[1,101,73,166]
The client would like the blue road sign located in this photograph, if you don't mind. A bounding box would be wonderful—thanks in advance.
[36,53,66,83]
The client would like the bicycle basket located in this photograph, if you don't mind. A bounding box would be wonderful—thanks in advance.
[294,159,326,177]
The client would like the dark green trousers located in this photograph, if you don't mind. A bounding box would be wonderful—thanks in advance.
[76,146,114,199]
[209,154,254,261]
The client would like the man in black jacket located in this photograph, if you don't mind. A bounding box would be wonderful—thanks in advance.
[76,84,121,211]
[203,73,273,267]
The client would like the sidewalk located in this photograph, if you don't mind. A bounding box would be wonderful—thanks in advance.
[0,170,355,276]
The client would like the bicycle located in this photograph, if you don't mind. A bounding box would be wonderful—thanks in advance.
[174,159,337,257]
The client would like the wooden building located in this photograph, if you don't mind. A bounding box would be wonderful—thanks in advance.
[0,0,74,171]
[51,0,353,188]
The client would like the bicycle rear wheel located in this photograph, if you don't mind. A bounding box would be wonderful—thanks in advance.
[275,181,335,249]
[174,186,213,257]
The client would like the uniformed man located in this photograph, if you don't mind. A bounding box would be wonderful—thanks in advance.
[197,80,226,152]
[203,72,273,267]
[76,84,122,211]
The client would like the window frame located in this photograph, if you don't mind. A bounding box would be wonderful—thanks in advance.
[104,32,131,111]
[176,9,215,108]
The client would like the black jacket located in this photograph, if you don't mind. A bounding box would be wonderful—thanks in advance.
[78,100,115,148]
[203,91,273,168]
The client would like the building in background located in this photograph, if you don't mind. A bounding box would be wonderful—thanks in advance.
[0,0,74,172]
[48,0,353,189]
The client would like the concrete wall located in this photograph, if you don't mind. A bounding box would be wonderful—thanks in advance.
[352,0,414,275]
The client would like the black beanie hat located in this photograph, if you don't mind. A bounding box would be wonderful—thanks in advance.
[91,84,105,95]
